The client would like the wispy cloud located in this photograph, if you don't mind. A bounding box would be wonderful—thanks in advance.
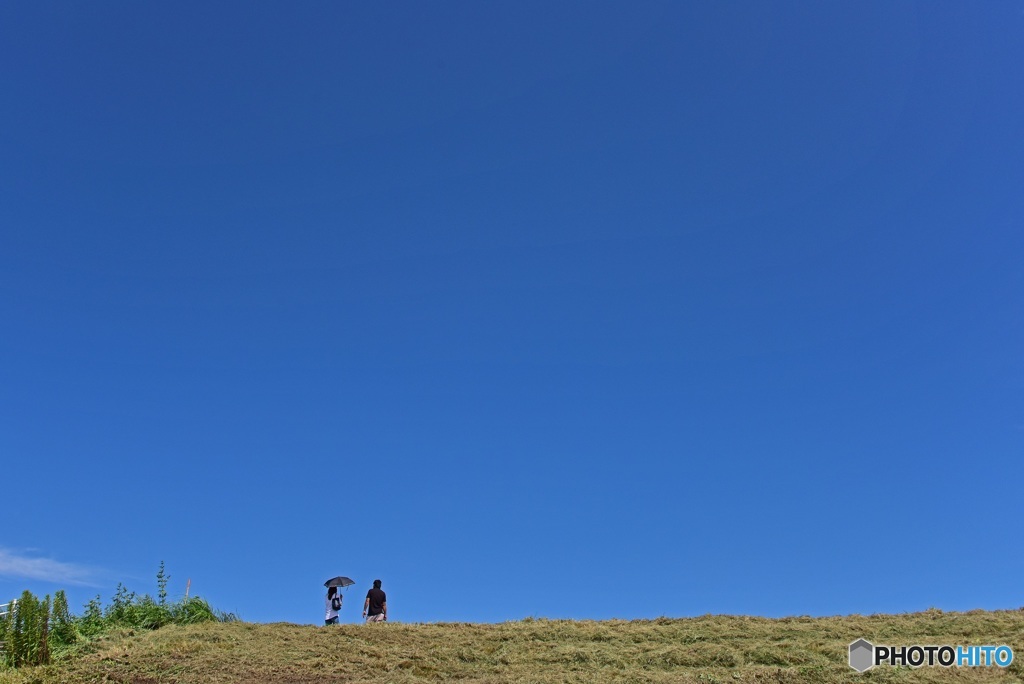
[0,548,99,586]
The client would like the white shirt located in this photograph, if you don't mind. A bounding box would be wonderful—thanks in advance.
[325,594,341,620]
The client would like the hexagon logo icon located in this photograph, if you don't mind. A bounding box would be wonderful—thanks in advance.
[849,639,875,672]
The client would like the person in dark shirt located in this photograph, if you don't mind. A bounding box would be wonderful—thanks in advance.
[363,579,387,622]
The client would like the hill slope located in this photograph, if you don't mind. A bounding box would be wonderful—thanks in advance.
[2,610,1022,683]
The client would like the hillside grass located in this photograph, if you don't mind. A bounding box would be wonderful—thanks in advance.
[2,609,1022,683]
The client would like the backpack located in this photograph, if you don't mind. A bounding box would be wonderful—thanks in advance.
[331,596,342,611]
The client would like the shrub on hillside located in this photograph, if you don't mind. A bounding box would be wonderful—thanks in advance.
[1,564,231,670]
[2,590,51,668]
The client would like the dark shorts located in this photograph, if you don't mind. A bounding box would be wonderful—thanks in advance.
[325,616,339,625]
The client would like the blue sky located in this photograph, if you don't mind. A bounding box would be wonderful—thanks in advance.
[1,1,1021,625]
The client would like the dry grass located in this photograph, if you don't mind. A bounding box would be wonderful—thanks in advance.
[2,609,1022,683]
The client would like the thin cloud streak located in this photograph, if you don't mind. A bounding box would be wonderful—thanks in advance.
[0,548,99,586]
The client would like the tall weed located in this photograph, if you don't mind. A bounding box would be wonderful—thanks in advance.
[3,591,50,667]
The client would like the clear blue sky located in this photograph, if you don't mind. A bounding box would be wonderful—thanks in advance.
[2,1,1021,625]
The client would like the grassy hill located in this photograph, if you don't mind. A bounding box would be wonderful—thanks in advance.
[2,609,1022,683]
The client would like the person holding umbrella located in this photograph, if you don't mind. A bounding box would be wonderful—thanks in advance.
[323,576,354,626]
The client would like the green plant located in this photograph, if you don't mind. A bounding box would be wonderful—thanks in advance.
[77,595,104,639]
[49,590,77,648]
[0,599,9,659]
[171,597,217,625]
[4,590,50,668]
[78,564,226,635]
[156,561,169,606]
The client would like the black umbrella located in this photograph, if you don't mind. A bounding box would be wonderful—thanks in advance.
[324,576,355,588]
